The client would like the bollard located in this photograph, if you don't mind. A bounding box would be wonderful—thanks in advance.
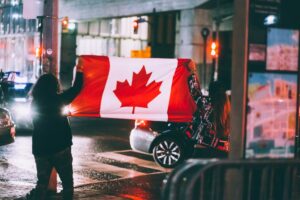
[47,168,57,193]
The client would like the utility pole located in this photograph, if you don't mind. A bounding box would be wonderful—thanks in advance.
[42,0,59,192]
[42,0,58,76]
[214,0,220,81]
[37,16,43,74]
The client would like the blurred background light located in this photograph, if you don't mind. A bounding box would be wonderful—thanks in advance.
[264,15,278,25]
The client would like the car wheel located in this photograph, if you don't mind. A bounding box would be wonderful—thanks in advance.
[153,138,185,168]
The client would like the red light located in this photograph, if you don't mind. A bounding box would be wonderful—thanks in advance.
[120,194,143,200]
[10,126,15,138]
[35,47,41,58]
[62,16,69,32]
[133,20,139,34]
[210,41,218,58]
[135,119,147,128]
[62,17,68,26]
[211,42,216,49]
[62,20,67,26]
[211,49,216,56]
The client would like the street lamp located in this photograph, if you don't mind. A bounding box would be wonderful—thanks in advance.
[201,27,210,89]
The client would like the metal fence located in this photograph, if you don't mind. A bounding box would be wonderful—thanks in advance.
[161,159,300,200]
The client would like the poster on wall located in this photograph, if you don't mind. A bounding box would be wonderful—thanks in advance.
[246,73,297,158]
[249,44,266,61]
[266,28,299,71]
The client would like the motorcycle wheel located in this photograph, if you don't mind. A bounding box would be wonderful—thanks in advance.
[153,137,185,168]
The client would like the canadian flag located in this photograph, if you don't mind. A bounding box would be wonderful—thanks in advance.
[69,56,197,122]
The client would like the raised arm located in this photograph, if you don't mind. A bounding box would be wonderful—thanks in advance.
[60,58,84,105]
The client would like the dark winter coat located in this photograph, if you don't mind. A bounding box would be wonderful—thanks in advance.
[31,72,83,156]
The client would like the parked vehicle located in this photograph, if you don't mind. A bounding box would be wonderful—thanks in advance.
[0,108,15,146]
[130,120,195,168]
[0,71,34,131]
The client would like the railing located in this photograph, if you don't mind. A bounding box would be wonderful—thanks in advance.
[161,159,300,200]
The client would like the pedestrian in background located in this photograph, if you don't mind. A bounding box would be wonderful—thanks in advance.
[188,61,230,154]
[208,80,231,152]
[18,58,84,200]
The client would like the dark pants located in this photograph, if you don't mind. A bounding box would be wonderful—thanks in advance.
[34,147,73,200]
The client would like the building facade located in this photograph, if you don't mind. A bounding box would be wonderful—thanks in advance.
[59,0,233,88]
[0,0,233,88]
[0,0,39,82]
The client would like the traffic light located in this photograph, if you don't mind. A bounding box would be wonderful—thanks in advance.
[133,19,139,34]
[210,41,218,58]
[62,16,69,33]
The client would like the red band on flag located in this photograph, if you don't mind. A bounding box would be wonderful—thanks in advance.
[167,59,197,122]
[70,55,109,117]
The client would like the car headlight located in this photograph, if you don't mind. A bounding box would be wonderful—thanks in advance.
[62,106,70,116]
[12,104,31,118]
[14,97,27,103]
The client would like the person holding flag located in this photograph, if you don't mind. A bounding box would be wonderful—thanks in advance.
[18,58,84,200]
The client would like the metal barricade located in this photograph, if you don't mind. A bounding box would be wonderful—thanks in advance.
[161,159,300,200]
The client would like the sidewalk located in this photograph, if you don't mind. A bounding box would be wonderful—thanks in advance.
[72,174,164,200]
[48,191,130,200]
[5,173,165,200]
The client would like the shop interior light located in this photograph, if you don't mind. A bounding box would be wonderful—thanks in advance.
[14,84,26,90]
[12,13,20,19]
[264,15,278,25]
[11,0,19,6]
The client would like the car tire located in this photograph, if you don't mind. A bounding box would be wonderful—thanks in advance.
[153,137,185,168]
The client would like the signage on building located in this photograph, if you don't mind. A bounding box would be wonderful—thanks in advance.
[251,0,281,16]
[46,48,53,55]
[131,47,151,58]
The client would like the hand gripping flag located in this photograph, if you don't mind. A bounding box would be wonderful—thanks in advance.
[69,56,197,122]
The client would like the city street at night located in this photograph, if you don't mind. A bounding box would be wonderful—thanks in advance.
[0,0,299,199]
[0,118,169,200]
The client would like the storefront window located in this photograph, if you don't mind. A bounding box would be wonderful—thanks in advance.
[0,0,38,81]
[245,0,299,159]
[77,16,148,58]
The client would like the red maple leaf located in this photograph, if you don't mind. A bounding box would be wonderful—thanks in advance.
[113,66,162,114]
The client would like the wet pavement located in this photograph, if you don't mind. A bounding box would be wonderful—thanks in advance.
[0,117,226,199]
[0,118,169,200]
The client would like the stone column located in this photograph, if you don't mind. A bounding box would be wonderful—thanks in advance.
[175,8,213,89]
[224,0,249,199]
